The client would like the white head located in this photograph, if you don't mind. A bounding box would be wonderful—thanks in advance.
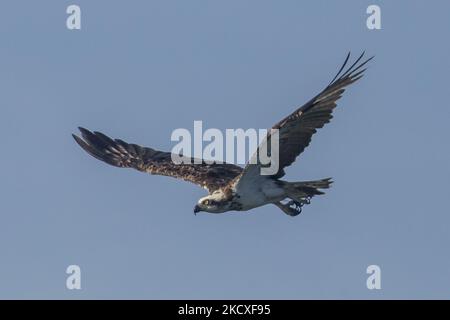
[193,190,231,214]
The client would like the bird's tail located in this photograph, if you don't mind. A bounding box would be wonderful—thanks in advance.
[274,178,332,216]
[284,178,333,202]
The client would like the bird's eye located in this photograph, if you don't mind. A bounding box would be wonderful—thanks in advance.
[203,200,217,206]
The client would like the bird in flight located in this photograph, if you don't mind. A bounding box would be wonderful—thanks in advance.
[73,52,372,216]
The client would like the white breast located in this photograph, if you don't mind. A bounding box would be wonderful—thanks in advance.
[234,176,285,210]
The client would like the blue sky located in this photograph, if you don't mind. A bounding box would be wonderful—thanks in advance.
[0,1,449,299]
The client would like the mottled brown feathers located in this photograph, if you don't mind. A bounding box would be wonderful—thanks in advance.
[72,127,242,193]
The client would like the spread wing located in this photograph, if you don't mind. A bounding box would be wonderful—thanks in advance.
[236,52,373,186]
[72,127,242,192]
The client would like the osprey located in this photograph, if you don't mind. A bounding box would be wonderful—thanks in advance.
[73,52,372,216]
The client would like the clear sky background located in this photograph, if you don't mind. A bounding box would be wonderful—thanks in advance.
[0,0,449,299]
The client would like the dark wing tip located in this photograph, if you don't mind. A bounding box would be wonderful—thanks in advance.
[77,126,90,135]
[72,127,124,167]
[329,52,352,85]
[72,131,90,151]
[72,132,82,145]
[328,51,374,87]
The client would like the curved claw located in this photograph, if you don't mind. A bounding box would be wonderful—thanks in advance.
[275,197,312,217]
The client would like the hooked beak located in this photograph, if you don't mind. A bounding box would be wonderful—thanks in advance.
[193,205,201,215]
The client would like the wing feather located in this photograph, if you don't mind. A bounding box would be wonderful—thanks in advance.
[73,128,242,192]
[236,52,373,186]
